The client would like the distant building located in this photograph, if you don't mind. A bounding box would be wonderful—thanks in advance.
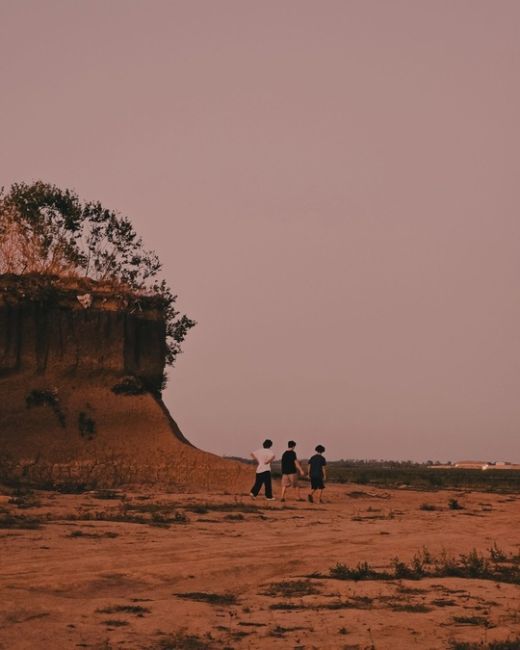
[454,461,488,469]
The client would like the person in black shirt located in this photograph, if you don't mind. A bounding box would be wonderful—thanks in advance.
[307,445,327,503]
[280,440,304,502]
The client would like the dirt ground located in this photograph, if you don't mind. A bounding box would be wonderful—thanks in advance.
[0,483,519,650]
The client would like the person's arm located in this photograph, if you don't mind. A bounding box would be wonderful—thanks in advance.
[269,453,275,463]
[250,452,256,462]
[322,458,327,481]
[295,459,304,476]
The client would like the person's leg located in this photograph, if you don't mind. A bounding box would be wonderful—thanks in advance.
[264,472,273,499]
[250,473,263,497]
[308,478,315,502]
[315,488,322,503]
[280,474,288,501]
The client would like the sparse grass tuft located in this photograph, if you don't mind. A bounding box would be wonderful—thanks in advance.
[329,561,390,581]
[92,490,123,500]
[452,615,490,626]
[262,580,320,597]
[96,605,150,616]
[327,546,520,586]
[0,513,42,529]
[449,640,520,650]
[269,602,305,610]
[68,530,119,539]
[488,542,507,562]
[153,631,215,649]
[175,592,238,606]
[391,603,432,613]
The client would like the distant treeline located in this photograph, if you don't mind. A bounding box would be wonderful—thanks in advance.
[326,463,520,492]
[225,457,520,492]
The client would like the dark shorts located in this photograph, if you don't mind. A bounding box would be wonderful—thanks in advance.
[310,476,325,490]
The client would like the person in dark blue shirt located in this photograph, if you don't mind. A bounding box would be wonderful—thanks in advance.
[280,440,305,502]
[307,445,327,503]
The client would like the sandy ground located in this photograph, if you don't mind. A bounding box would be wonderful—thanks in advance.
[0,483,519,650]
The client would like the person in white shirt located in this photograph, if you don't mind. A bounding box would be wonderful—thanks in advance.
[250,439,276,500]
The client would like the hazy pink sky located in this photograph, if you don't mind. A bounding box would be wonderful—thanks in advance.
[1,1,519,461]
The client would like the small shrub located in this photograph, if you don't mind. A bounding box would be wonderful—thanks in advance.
[448,498,464,510]
[392,557,423,579]
[461,549,489,577]
[420,503,437,511]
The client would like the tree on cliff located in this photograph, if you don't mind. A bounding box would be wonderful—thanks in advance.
[0,180,195,374]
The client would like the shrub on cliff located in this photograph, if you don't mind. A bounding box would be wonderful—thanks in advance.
[0,180,195,377]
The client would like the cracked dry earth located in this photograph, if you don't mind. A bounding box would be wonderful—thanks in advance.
[0,484,519,650]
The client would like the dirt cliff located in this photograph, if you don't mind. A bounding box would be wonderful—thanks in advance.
[0,274,250,491]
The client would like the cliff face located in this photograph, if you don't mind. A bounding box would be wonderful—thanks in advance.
[0,275,249,490]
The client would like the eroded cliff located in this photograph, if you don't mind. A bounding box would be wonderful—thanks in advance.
[0,275,249,490]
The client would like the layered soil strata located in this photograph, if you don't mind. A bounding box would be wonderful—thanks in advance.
[0,274,249,490]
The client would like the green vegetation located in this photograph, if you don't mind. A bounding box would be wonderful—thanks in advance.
[175,592,238,606]
[0,180,195,384]
[262,580,320,597]
[68,530,119,539]
[96,605,150,615]
[452,615,490,626]
[0,513,42,529]
[153,631,216,650]
[327,546,520,585]
[326,461,520,492]
[449,640,520,650]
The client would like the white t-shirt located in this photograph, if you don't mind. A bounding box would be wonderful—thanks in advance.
[252,448,275,473]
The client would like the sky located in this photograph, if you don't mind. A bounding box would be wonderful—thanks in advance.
[1,1,519,462]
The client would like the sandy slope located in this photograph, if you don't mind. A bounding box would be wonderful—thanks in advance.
[0,483,519,650]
